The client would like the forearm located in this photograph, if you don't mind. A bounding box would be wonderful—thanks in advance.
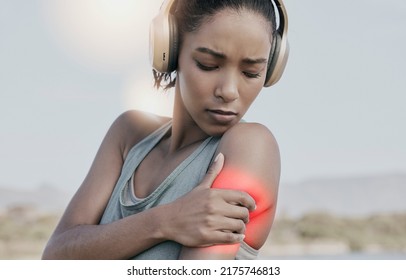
[179,244,240,260]
[42,205,168,260]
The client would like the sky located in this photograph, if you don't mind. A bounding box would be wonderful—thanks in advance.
[1,0,405,193]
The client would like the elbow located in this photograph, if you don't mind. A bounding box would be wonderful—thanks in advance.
[41,250,52,260]
[41,240,58,260]
[41,247,53,260]
[41,237,68,260]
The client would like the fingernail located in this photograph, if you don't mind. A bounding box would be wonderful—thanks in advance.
[214,153,222,163]
[239,234,245,242]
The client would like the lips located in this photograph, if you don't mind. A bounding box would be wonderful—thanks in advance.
[209,109,237,115]
[207,109,238,123]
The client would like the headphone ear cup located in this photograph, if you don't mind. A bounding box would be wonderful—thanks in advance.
[167,14,178,72]
[264,33,279,86]
[264,31,289,87]
[149,8,178,73]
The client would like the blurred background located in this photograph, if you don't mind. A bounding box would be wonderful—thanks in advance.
[1,0,405,259]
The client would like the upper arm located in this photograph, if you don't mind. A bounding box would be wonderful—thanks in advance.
[180,123,280,259]
[52,113,127,235]
[214,123,280,249]
[52,110,161,235]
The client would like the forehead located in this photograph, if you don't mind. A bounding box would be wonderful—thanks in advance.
[182,9,272,58]
[202,8,272,37]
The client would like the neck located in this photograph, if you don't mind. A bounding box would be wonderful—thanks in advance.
[168,86,209,153]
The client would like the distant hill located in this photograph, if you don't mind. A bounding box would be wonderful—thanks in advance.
[276,173,406,218]
[1,173,405,217]
[0,184,73,213]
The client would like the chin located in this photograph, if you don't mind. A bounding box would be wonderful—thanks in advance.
[202,122,236,137]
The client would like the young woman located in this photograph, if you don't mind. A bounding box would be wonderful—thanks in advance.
[42,0,289,260]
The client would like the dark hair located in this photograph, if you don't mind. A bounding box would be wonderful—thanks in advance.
[153,0,277,90]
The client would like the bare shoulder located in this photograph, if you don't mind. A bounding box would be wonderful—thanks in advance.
[112,110,171,159]
[52,110,170,232]
[221,122,278,147]
[218,122,280,174]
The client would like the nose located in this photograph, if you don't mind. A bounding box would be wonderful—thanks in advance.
[214,71,239,103]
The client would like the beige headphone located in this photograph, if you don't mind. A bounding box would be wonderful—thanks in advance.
[150,0,289,87]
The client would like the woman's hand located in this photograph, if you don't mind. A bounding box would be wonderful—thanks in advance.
[161,153,256,247]
[178,123,280,260]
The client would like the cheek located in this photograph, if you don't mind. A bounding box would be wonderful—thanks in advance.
[240,86,262,111]
[179,68,213,104]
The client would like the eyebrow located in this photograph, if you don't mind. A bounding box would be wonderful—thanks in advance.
[196,47,226,59]
[195,47,267,65]
[241,57,268,65]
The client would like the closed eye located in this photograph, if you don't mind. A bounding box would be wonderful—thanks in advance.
[243,72,261,79]
[195,58,262,79]
[195,60,218,71]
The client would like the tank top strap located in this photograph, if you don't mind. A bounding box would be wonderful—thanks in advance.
[120,121,172,183]
[100,121,172,223]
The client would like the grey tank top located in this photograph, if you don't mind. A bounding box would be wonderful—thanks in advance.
[99,121,259,260]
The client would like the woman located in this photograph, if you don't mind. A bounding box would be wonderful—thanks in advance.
[42,0,289,260]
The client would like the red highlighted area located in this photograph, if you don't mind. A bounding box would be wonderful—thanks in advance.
[211,166,276,251]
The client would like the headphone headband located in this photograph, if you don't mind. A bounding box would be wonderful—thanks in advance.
[150,0,289,87]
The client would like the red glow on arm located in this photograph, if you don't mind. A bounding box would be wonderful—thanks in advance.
[211,166,276,249]
[212,166,273,219]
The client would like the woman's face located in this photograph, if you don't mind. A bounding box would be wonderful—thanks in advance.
[176,8,272,136]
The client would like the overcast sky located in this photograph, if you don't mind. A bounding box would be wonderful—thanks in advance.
[1,0,405,192]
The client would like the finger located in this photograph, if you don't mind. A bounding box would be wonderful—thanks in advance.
[208,231,245,245]
[214,202,250,223]
[220,218,246,234]
[222,204,251,223]
[198,153,224,189]
[220,189,256,212]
